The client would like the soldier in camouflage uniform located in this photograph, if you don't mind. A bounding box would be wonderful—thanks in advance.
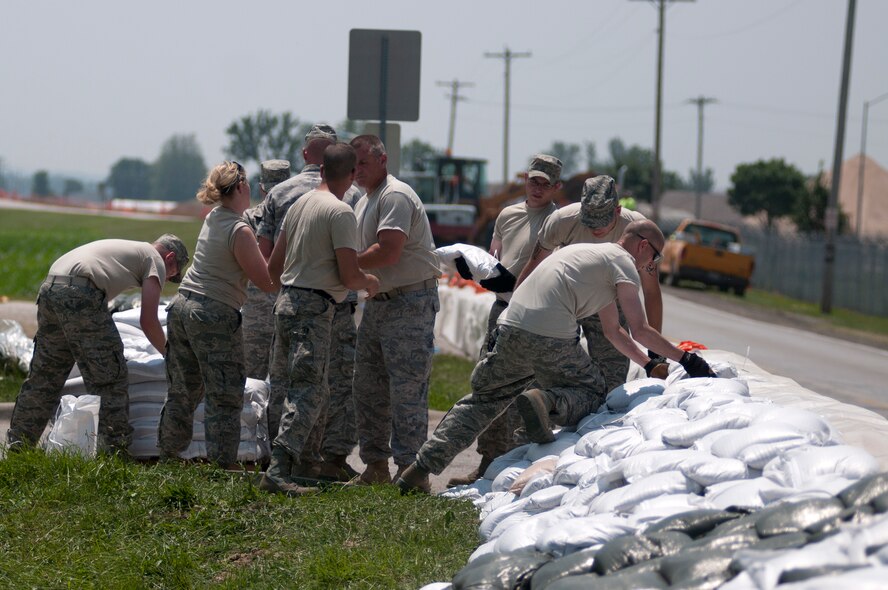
[259,143,379,496]
[398,221,715,493]
[242,159,291,380]
[515,175,664,394]
[350,134,441,485]
[158,161,276,468]
[448,154,562,487]
[258,124,364,480]
[7,235,188,453]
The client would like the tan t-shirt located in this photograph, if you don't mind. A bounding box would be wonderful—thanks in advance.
[179,206,251,310]
[538,203,646,250]
[49,239,165,299]
[279,189,358,303]
[498,242,641,339]
[354,174,440,292]
[493,201,557,302]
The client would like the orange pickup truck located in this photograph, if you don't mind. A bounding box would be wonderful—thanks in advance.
[658,219,755,296]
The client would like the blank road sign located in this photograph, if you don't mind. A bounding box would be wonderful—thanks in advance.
[348,29,421,122]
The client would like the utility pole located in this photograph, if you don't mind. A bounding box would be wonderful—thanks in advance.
[822,0,856,314]
[687,95,717,220]
[631,0,694,224]
[855,92,888,236]
[436,79,474,156]
[485,47,531,188]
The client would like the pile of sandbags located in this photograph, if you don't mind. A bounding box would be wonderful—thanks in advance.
[427,360,888,589]
[56,306,270,462]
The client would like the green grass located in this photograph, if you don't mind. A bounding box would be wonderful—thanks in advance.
[716,287,888,338]
[0,209,203,300]
[0,449,478,588]
[0,362,26,404]
[429,354,475,411]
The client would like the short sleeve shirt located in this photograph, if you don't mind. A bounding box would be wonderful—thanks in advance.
[179,206,251,310]
[353,174,440,292]
[49,239,165,299]
[493,201,557,302]
[279,189,358,303]
[256,165,322,244]
[538,203,646,250]
[498,242,641,339]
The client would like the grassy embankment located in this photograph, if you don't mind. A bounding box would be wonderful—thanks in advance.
[0,208,479,588]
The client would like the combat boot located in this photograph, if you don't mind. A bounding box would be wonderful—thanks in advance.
[358,460,391,485]
[259,447,319,497]
[315,455,360,482]
[396,463,431,495]
[446,455,493,488]
[516,388,556,444]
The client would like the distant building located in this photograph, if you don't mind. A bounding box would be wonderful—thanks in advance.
[828,154,888,238]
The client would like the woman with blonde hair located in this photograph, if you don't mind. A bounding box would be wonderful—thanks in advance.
[158,161,276,468]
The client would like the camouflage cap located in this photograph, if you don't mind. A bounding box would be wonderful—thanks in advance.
[260,159,291,190]
[526,154,563,184]
[580,175,619,228]
[304,123,337,144]
[154,233,190,283]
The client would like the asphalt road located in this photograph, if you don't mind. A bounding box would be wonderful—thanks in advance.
[661,290,888,418]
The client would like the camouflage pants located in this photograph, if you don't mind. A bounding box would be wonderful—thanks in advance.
[8,281,131,450]
[322,299,358,459]
[416,325,606,475]
[474,299,525,461]
[268,288,335,460]
[241,282,276,380]
[158,292,245,466]
[579,306,629,395]
[354,288,439,467]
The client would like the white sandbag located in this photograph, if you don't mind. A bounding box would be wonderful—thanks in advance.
[434,243,502,280]
[490,462,532,493]
[125,381,170,403]
[419,584,452,590]
[624,408,688,442]
[559,482,601,510]
[526,485,570,512]
[737,438,810,469]
[553,455,610,487]
[708,423,812,460]
[483,445,532,480]
[467,540,497,563]
[589,471,701,515]
[519,473,554,498]
[663,377,750,409]
[575,410,623,436]
[494,507,574,554]
[763,445,880,488]
[478,491,517,521]
[680,391,752,420]
[619,449,708,482]
[489,511,534,542]
[632,494,711,526]
[603,378,666,413]
[576,426,643,460]
[752,406,842,445]
[113,305,167,328]
[43,394,100,457]
[661,405,765,448]
[759,476,857,504]
[705,477,787,510]
[510,457,557,494]
[535,514,637,557]
[479,497,530,540]
[525,433,581,462]
[679,454,748,486]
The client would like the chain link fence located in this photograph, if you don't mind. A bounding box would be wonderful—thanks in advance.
[741,227,888,316]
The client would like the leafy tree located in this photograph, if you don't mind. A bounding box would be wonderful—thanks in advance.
[401,138,441,171]
[543,141,581,177]
[584,141,601,172]
[225,110,309,171]
[688,167,715,193]
[32,170,52,197]
[0,157,6,190]
[603,138,684,202]
[107,157,152,199]
[151,134,207,201]
[792,169,849,234]
[728,158,806,229]
[62,178,84,196]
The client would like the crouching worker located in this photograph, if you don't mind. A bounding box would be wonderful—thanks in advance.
[397,220,716,493]
[7,234,189,454]
[260,143,379,496]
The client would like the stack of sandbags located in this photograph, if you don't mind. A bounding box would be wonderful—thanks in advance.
[59,305,270,462]
[429,358,888,589]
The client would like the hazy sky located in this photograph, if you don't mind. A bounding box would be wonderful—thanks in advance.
[2,0,887,191]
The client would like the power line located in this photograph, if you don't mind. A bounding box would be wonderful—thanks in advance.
[484,47,531,187]
[436,79,474,155]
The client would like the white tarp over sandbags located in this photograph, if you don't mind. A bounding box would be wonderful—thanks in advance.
[54,305,270,463]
